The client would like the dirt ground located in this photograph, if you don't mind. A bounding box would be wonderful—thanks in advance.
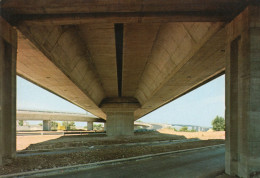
[17,135,62,151]
[0,130,225,176]
[158,128,225,140]
[17,129,225,151]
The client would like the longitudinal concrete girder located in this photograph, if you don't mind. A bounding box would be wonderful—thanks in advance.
[18,25,106,104]
[134,22,226,118]
[1,1,260,175]
[1,0,247,24]
[122,23,161,97]
[17,27,106,119]
[78,24,118,97]
[16,21,226,121]
[1,0,248,122]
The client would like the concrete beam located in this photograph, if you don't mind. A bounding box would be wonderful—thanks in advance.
[16,28,106,119]
[134,22,226,119]
[78,24,118,97]
[18,25,106,105]
[1,0,247,25]
[0,17,17,165]
[225,5,260,177]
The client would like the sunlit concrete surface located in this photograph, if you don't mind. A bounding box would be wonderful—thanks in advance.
[1,1,260,176]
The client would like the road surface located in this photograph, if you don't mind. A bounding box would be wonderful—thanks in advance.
[46,146,225,178]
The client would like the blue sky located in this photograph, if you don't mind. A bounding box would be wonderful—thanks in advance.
[17,75,225,127]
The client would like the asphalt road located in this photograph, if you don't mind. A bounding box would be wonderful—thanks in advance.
[46,146,225,178]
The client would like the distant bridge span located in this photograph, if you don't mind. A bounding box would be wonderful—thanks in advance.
[17,110,105,122]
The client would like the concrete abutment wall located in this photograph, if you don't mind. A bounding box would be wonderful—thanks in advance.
[225,5,260,178]
[0,17,17,166]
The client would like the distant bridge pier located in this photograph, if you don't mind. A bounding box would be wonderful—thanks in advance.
[225,5,260,177]
[103,123,106,131]
[43,120,51,131]
[101,98,140,136]
[0,17,17,166]
[87,121,93,131]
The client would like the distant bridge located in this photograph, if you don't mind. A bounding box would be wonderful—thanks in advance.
[171,124,211,132]
[16,110,152,129]
[17,110,105,122]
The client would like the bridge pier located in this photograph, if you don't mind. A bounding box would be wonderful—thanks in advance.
[43,120,51,131]
[87,121,93,131]
[105,112,134,136]
[0,17,17,166]
[103,123,106,131]
[225,5,260,177]
[101,98,140,136]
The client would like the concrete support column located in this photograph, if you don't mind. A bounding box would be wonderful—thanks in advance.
[0,17,17,165]
[106,111,134,136]
[43,120,51,131]
[87,121,93,131]
[101,98,140,136]
[225,5,260,177]
[103,123,106,131]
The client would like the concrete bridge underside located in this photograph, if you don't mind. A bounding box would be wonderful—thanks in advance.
[0,1,260,177]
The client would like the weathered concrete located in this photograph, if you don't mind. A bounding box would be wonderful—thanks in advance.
[0,17,17,166]
[87,121,93,131]
[103,123,106,131]
[134,22,226,118]
[0,1,236,120]
[16,30,106,119]
[0,1,260,174]
[0,0,246,24]
[105,112,134,136]
[101,98,140,136]
[43,120,51,131]
[225,5,260,178]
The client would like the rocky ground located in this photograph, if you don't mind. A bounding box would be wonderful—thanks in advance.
[1,129,225,176]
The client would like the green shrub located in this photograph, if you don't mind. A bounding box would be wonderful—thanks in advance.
[212,116,225,131]
[179,126,188,132]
